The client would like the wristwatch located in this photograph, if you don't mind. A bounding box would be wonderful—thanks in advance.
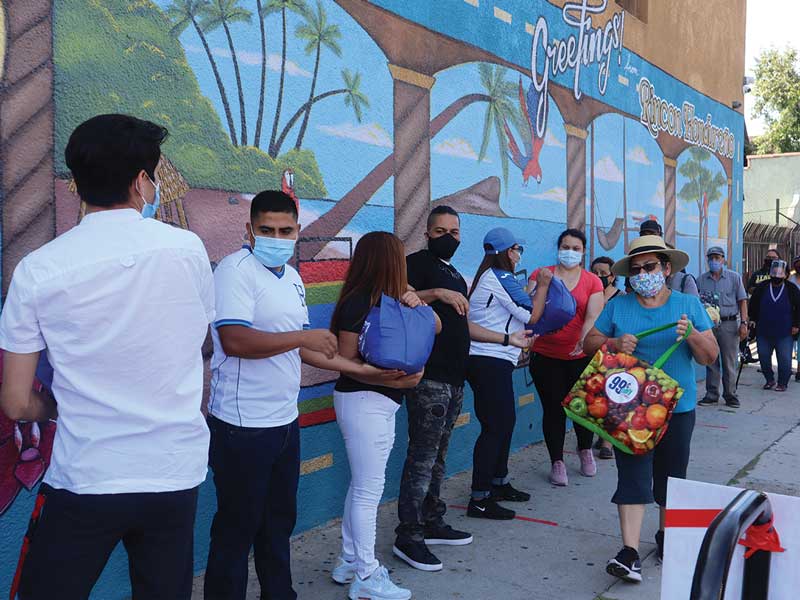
[503,333,510,346]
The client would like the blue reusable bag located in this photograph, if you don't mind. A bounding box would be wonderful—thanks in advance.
[527,276,577,335]
[358,294,436,373]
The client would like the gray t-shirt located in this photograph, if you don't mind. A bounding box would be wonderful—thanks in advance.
[670,271,699,297]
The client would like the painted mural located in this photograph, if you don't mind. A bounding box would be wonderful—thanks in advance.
[0,0,744,596]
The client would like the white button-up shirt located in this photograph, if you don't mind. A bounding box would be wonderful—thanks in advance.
[0,209,214,494]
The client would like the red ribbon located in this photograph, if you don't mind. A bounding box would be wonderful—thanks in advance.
[738,517,786,559]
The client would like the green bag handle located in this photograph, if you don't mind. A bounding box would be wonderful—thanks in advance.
[630,321,693,370]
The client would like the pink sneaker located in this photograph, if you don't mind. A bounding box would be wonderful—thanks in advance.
[579,449,597,477]
[549,460,568,486]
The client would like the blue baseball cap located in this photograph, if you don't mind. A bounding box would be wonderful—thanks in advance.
[483,227,524,254]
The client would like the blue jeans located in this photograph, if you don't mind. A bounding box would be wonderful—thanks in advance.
[757,335,794,387]
[205,416,300,600]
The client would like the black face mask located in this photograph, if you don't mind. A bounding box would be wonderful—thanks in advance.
[771,276,784,285]
[599,275,612,289]
[764,258,777,269]
[428,233,460,261]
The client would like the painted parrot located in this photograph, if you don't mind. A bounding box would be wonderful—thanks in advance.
[503,78,547,185]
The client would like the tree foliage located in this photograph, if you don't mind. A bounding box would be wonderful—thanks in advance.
[751,46,800,154]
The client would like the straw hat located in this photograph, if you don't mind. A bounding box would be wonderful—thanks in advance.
[611,235,690,276]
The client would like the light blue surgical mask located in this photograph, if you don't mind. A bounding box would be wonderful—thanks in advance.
[708,259,723,273]
[140,175,161,219]
[558,249,583,269]
[252,235,296,268]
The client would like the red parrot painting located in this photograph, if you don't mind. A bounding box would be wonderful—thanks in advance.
[503,78,546,186]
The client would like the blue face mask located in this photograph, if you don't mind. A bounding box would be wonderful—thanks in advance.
[252,235,296,268]
[708,259,723,273]
[140,175,161,219]
[558,249,583,269]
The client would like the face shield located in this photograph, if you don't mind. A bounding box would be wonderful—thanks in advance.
[769,260,788,279]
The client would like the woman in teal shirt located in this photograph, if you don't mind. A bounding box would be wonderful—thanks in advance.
[584,236,718,584]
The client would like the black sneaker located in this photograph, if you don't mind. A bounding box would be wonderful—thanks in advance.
[491,482,531,502]
[606,546,642,583]
[725,398,741,408]
[598,446,614,460]
[655,530,664,563]
[424,523,473,546]
[466,497,515,520]
[393,538,443,571]
[698,397,718,406]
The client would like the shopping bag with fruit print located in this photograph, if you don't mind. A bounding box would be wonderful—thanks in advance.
[562,322,690,455]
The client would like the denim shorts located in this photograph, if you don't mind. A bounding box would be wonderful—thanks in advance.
[612,409,696,506]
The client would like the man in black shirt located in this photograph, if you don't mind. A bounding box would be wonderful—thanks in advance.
[393,206,531,572]
[747,248,781,294]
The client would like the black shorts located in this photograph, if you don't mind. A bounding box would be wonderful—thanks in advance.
[612,410,696,506]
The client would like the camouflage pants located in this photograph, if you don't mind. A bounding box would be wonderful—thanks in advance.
[396,379,464,542]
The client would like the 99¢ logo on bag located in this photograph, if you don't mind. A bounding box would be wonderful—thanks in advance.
[605,372,639,404]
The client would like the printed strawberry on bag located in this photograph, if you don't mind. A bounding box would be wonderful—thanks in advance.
[562,324,687,455]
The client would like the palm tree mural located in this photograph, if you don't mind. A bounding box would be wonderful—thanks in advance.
[166,0,239,146]
[264,0,308,157]
[300,64,520,259]
[476,63,518,189]
[272,68,368,156]
[678,147,726,270]
[253,0,269,148]
[293,0,342,150]
[201,0,253,147]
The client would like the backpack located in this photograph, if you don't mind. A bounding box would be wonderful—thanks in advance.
[358,294,436,373]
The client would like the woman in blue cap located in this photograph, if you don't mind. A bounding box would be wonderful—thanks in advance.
[465,227,550,520]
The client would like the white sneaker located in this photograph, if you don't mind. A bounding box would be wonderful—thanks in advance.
[332,556,357,584]
[348,565,412,600]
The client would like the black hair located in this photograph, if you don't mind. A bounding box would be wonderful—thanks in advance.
[250,190,298,221]
[427,205,460,229]
[65,114,168,207]
[766,249,781,259]
[557,228,587,250]
[591,256,615,269]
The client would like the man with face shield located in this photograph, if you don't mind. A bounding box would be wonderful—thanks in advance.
[747,248,781,293]
[584,235,718,582]
[748,259,800,392]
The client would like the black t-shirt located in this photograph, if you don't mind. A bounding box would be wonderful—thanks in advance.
[748,267,771,292]
[406,249,470,386]
[333,293,404,403]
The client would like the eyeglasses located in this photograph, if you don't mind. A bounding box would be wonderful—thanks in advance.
[511,245,524,255]
[629,261,662,275]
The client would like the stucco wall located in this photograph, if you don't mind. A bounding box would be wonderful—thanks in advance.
[743,153,800,226]
[0,1,745,597]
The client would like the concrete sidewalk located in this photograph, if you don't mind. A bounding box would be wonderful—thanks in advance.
[192,363,800,599]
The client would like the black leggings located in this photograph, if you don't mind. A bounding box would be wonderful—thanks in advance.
[467,355,516,494]
[530,353,594,463]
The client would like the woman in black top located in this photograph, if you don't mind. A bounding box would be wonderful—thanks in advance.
[328,231,439,600]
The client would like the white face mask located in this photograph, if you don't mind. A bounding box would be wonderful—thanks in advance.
[558,249,582,269]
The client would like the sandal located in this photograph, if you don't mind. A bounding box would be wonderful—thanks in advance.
[763,381,776,390]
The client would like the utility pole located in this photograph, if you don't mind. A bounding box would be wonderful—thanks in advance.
[776,198,780,225]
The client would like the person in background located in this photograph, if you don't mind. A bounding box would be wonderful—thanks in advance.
[638,219,662,237]
[791,256,800,382]
[697,246,748,409]
[665,243,699,297]
[329,232,438,600]
[466,228,550,520]
[747,248,781,294]
[749,259,800,392]
[205,191,398,600]
[0,115,214,599]
[394,207,531,572]
[590,256,624,460]
[584,236,717,583]
[529,229,604,486]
